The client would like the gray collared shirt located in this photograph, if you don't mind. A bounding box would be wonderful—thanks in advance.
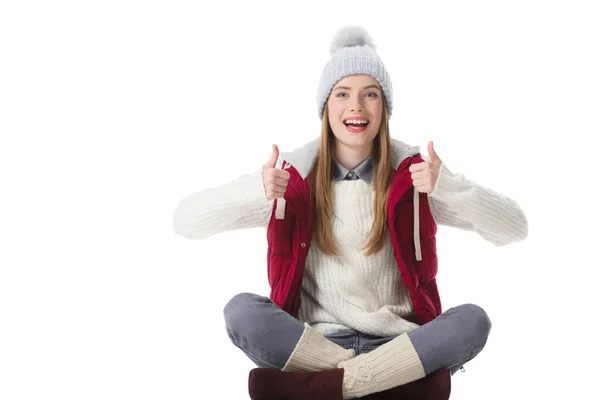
[332,155,373,183]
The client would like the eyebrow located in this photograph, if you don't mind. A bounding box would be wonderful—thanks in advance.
[332,85,381,91]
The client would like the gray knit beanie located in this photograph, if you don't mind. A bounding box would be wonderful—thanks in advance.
[317,26,393,120]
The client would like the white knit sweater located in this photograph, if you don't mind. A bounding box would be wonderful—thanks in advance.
[298,178,421,336]
[172,155,528,337]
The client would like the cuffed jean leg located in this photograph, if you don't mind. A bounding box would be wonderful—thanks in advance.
[407,303,492,375]
[223,292,306,370]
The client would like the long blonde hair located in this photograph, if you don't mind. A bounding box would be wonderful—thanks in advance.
[307,96,394,257]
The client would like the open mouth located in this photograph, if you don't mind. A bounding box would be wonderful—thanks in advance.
[343,118,370,128]
[343,117,370,132]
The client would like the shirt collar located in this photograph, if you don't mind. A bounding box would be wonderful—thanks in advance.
[332,155,373,183]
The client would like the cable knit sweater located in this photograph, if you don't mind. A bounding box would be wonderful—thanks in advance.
[172,151,528,337]
[298,178,421,336]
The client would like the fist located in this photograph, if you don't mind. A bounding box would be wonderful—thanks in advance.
[409,141,443,194]
[262,144,291,200]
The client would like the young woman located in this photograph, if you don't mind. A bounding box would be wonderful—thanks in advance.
[173,26,528,400]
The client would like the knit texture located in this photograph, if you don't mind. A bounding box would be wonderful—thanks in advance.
[298,178,420,336]
[172,155,529,336]
[172,166,272,240]
[317,26,393,120]
[172,160,527,247]
[282,322,356,373]
[337,333,426,398]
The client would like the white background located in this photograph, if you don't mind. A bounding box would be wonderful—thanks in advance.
[1,1,599,399]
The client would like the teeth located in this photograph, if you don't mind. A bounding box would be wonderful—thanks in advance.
[345,120,368,125]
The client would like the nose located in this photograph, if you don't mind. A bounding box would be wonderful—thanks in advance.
[350,96,364,112]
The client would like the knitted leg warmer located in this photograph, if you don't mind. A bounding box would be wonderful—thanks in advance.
[337,332,425,399]
[282,322,356,373]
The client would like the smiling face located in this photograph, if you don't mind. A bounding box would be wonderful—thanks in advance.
[327,74,383,159]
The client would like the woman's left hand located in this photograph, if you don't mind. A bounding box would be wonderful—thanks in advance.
[409,141,443,194]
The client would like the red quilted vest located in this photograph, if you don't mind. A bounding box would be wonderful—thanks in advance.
[266,153,442,326]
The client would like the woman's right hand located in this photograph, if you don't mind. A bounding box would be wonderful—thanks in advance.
[262,144,290,200]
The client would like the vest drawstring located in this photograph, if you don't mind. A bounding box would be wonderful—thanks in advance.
[275,159,287,220]
[414,187,422,261]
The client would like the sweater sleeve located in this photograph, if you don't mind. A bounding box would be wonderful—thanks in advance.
[426,160,529,246]
[172,165,274,240]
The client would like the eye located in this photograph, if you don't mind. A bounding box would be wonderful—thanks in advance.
[336,92,347,98]
[366,92,378,98]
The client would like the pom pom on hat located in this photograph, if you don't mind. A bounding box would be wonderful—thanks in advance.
[328,26,377,55]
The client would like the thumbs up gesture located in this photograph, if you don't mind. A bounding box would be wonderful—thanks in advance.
[409,141,443,194]
[262,144,291,200]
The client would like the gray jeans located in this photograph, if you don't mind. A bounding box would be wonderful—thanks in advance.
[223,292,492,376]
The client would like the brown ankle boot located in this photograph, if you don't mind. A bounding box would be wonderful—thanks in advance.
[248,367,345,400]
[360,368,451,400]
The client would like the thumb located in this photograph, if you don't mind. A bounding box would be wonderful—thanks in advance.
[428,141,441,163]
[265,144,279,168]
